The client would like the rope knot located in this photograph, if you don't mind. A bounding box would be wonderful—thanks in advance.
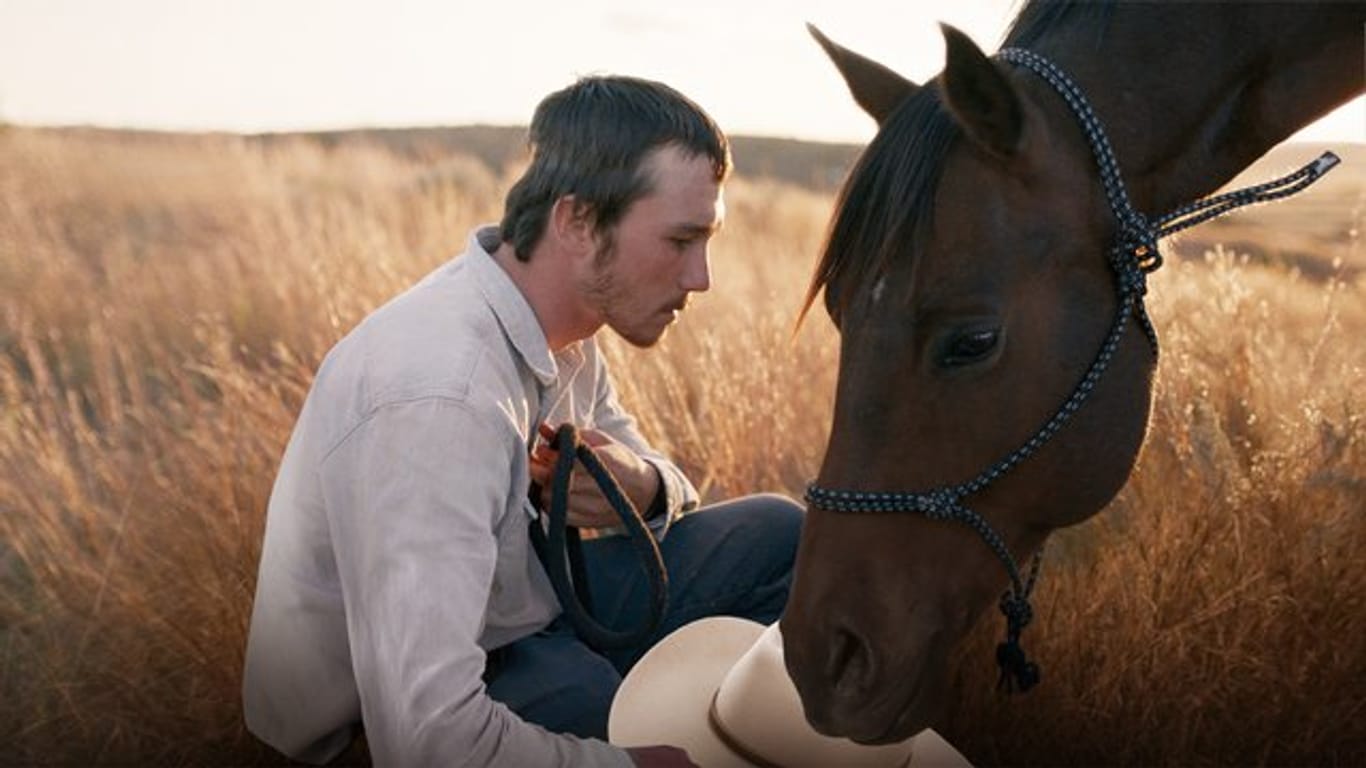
[918,489,958,521]
[995,638,1042,693]
[999,592,1034,631]
[996,589,1040,692]
[1111,217,1161,299]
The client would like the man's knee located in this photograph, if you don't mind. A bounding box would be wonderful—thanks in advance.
[668,493,803,581]
[699,492,803,550]
[738,492,804,530]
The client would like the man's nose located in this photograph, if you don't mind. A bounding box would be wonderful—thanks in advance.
[680,245,711,293]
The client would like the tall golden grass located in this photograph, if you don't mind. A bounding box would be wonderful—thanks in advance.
[1,126,1362,766]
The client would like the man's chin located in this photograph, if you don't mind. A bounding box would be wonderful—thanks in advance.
[610,318,672,348]
[618,330,665,349]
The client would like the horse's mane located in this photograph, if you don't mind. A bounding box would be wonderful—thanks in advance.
[799,0,1118,326]
[1003,0,1117,49]
[799,90,958,326]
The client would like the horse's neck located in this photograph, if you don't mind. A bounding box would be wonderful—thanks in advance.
[1032,3,1364,215]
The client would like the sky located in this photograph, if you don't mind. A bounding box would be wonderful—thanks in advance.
[0,0,1361,146]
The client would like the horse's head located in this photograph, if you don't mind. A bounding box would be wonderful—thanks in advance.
[781,25,1158,743]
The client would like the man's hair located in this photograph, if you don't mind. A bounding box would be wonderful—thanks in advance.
[499,75,732,261]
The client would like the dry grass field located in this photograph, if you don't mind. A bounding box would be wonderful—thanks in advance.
[1,125,1362,766]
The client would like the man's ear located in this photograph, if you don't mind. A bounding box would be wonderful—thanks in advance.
[549,195,597,256]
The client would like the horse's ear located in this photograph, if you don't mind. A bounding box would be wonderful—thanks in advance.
[940,23,1023,157]
[808,23,919,125]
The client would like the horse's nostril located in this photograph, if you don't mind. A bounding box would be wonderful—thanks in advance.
[827,625,875,697]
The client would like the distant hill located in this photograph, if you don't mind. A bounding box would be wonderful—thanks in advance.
[25,124,1362,275]
[254,125,865,193]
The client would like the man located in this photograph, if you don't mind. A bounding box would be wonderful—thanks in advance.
[243,76,803,767]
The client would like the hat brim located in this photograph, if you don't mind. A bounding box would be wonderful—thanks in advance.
[610,616,764,767]
[608,617,973,767]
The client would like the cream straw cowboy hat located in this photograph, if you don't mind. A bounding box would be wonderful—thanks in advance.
[609,617,972,767]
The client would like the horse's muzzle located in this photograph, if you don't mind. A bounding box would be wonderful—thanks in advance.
[780,613,942,744]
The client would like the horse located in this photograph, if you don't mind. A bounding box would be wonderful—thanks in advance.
[779,1,1365,746]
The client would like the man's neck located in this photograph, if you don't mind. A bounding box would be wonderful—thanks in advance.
[491,241,600,352]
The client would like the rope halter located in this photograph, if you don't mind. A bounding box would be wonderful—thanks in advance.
[806,47,1339,694]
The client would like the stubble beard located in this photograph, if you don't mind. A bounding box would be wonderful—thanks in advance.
[583,240,666,349]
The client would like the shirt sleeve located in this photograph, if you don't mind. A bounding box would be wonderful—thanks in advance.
[319,396,632,767]
[587,356,701,538]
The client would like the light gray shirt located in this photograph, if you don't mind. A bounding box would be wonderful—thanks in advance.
[243,227,699,766]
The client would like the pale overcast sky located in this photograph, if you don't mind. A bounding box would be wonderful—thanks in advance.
[0,0,1360,145]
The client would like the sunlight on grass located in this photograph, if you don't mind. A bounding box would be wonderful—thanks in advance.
[1,127,1362,765]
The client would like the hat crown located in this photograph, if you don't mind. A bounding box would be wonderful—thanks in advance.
[711,623,916,767]
[611,618,972,767]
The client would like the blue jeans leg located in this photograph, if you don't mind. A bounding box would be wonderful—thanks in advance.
[483,492,803,738]
[481,618,621,740]
[584,492,804,674]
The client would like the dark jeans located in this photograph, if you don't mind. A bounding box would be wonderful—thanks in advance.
[483,493,803,740]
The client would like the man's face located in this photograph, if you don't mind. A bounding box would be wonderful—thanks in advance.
[581,144,725,348]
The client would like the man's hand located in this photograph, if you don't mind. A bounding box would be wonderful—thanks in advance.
[528,422,662,528]
[625,746,699,767]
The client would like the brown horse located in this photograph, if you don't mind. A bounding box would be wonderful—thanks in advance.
[781,1,1365,745]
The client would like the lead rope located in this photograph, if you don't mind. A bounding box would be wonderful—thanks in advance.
[806,48,1340,696]
[997,47,1340,349]
[528,423,668,650]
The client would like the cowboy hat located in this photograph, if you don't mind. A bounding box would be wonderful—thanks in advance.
[609,617,971,767]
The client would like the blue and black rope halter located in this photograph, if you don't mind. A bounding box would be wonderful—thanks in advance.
[806,47,1339,694]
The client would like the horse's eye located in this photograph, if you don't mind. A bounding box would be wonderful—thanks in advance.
[939,328,1001,368]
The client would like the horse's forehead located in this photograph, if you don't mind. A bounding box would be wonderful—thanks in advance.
[927,145,1095,263]
[917,160,1027,269]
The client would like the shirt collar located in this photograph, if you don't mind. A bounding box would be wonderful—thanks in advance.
[466,226,564,387]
